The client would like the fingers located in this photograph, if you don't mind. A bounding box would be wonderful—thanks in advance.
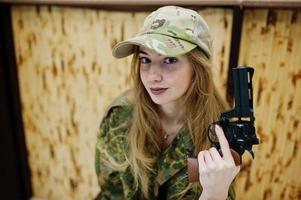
[204,151,216,169]
[215,125,234,163]
[198,151,206,173]
[209,147,223,165]
[198,147,224,172]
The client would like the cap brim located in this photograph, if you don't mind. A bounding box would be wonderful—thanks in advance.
[112,34,197,58]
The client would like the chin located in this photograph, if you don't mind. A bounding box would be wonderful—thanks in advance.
[151,98,166,105]
[149,95,176,105]
[147,94,164,104]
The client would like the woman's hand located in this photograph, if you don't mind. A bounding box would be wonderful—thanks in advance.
[198,125,240,200]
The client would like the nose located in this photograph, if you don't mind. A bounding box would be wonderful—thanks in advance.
[148,64,163,82]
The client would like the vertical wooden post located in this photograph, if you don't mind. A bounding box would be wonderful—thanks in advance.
[0,4,32,199]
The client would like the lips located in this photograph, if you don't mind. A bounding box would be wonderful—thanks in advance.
[150,87,168,95]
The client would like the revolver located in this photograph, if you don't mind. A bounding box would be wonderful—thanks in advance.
[187,66,260,182]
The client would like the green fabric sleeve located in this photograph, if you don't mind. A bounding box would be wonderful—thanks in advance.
[95,106,129,200]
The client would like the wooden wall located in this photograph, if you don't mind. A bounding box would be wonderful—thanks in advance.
[237,9,301,199]
[10,5,301,200]
[11,6,145,199]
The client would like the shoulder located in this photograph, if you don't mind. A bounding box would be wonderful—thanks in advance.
[98,89,134,139]
[96,89,134,163]
[103,89,134,120]
[109,89,134,109]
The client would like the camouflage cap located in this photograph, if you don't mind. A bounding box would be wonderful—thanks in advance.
[112,6,212,58]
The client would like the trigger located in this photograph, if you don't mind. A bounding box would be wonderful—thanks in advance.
[249,150,255,158]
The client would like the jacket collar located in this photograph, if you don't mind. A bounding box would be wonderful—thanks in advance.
[154,126,194,194]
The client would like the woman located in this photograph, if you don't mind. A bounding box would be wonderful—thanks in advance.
[95,6,240,200]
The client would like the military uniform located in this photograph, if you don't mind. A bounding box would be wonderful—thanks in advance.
[95,90,235,200]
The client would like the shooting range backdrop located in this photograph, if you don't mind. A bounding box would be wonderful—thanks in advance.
[4,3,301,200]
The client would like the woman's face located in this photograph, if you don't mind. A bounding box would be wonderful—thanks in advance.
[139,47,193,106]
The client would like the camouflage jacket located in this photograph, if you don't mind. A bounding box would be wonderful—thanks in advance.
[95,90,236,200]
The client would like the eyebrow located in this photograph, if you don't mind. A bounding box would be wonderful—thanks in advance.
[139,50,165,57]
[139,50,148,55]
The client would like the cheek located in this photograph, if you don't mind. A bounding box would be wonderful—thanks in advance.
[165,73,191,95]
[176,69,193,94]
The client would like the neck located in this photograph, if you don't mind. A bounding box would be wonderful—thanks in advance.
[159,102,185,126]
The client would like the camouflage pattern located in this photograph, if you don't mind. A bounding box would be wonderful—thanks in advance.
[95,90,236,199]
[112,6,212,59]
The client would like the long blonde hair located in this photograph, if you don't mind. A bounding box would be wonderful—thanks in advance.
[127,47,227,198]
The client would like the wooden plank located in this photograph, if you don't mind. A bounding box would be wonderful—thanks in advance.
[237,8,301,199]
[2,0,301,8]
[202,9,233,103]
[243,0,301,7]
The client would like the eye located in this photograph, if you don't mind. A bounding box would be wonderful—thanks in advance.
[164,57,178,64]
[139,56,151,64]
